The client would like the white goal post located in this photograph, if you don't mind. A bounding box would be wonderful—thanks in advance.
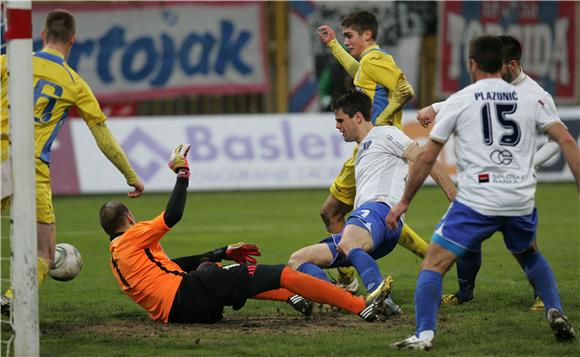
[4,1,39,356]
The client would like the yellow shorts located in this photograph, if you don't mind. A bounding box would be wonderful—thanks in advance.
[1,139,11,212]
[329,146,358,206]
[36,159,54,224]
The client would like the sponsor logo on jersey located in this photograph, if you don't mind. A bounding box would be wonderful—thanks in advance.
[362,140,372,150]
[490,149,513,165]
[478,173,490,183]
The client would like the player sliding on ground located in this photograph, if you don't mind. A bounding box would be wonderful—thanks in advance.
[99,145,395,324]
[288,91,456,314]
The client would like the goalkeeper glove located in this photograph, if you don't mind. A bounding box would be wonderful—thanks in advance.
[225,242,261,264]
[168,144,191,178]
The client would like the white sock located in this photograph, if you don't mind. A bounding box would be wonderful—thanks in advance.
[418,330,435,342]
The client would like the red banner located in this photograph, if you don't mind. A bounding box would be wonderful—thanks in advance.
[438,1,577,102]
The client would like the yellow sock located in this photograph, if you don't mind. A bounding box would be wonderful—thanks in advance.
[398,223,428,259]
[4,287,13,299]
[37,256,50,287]
[3,257,50,299]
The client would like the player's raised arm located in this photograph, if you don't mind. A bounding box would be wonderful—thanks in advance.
[319,25,360,78]
[403,142,456,202]
[88,122,144,198]
[164,145,191,228]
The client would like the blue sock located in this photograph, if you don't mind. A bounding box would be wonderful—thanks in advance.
[415,269,442,336]
[455,250,481,300]
[520,251,562,311]
[296,263,332,283]
[347,248,382,292]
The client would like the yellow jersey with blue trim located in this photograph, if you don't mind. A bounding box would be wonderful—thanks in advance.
[355,45,403,127]
[327,40,405,128]
[0,48,106,165]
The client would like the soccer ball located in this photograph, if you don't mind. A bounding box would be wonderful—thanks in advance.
[49,243,83,281]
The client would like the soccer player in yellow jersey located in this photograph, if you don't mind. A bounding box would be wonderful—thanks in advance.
[316,11,427,290]
[1,9,144,316]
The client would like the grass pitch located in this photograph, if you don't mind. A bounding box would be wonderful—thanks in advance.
[1,183,579,356]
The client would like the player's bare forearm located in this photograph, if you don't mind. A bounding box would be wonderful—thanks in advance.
[429,161,456,202]
[547,123,580,194]
[375,79,414,126]
[401,140,442,205]
[559,138,580,194]
[89,122,140,186]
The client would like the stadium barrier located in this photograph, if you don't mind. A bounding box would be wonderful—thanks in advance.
[51,108,580,195]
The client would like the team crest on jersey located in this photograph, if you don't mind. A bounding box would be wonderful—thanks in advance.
[362,140,372,150]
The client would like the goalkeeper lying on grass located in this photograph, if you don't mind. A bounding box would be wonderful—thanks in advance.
[98,145,394,324]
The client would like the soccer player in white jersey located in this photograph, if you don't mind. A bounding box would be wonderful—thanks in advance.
[287,91,455,310]
[417,35,560,310]
[387,35,580,350]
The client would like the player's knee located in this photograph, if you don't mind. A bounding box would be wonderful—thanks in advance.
[288,250,309,270]
[419,252,454,274]
[337,240,357,257]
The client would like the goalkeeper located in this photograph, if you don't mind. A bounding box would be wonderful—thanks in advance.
[99,145,395,324]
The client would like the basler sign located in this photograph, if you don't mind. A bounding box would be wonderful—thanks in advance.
[50,110,579,195]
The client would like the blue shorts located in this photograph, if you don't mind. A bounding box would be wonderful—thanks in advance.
[432,200,538,257]
[320,201,402,268]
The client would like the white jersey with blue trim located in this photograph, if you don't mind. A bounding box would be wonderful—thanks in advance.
[354,126,414,209]
[430,78,562,216]
[511,71,557,114]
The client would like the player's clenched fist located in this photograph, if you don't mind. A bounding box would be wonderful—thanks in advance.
[226,242,261,264]
[416,105,436,128]
[317,25,336,45]
[168,144,191,178]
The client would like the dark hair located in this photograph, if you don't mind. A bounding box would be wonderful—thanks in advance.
[341,11,378,40]
[99,201,130,236]
[468,35,503,73]
[331,90,372,121]
[497,35,522,63]
[44,9,76,43]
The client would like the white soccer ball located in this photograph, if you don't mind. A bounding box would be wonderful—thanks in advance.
[49,243,83,281]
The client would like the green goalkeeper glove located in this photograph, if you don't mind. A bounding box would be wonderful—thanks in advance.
[168,144,190,178]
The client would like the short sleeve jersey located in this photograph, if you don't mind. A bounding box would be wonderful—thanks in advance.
[512,71,558,115]
[109,213,184,323]
[0,49,106,164]
[430,78,561,216]
[354,126,414,209]
[356,45,404,127]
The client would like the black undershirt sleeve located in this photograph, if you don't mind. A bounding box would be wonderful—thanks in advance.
[163,176,189,228]
[172,246,228,272]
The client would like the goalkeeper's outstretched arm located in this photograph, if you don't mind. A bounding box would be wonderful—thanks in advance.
[164,145,191,228]
[172,243,261,271]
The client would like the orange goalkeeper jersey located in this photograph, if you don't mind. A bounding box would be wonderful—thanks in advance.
[109,213,184,323]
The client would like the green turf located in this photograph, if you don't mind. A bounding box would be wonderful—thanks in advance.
[1,183,579,356]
